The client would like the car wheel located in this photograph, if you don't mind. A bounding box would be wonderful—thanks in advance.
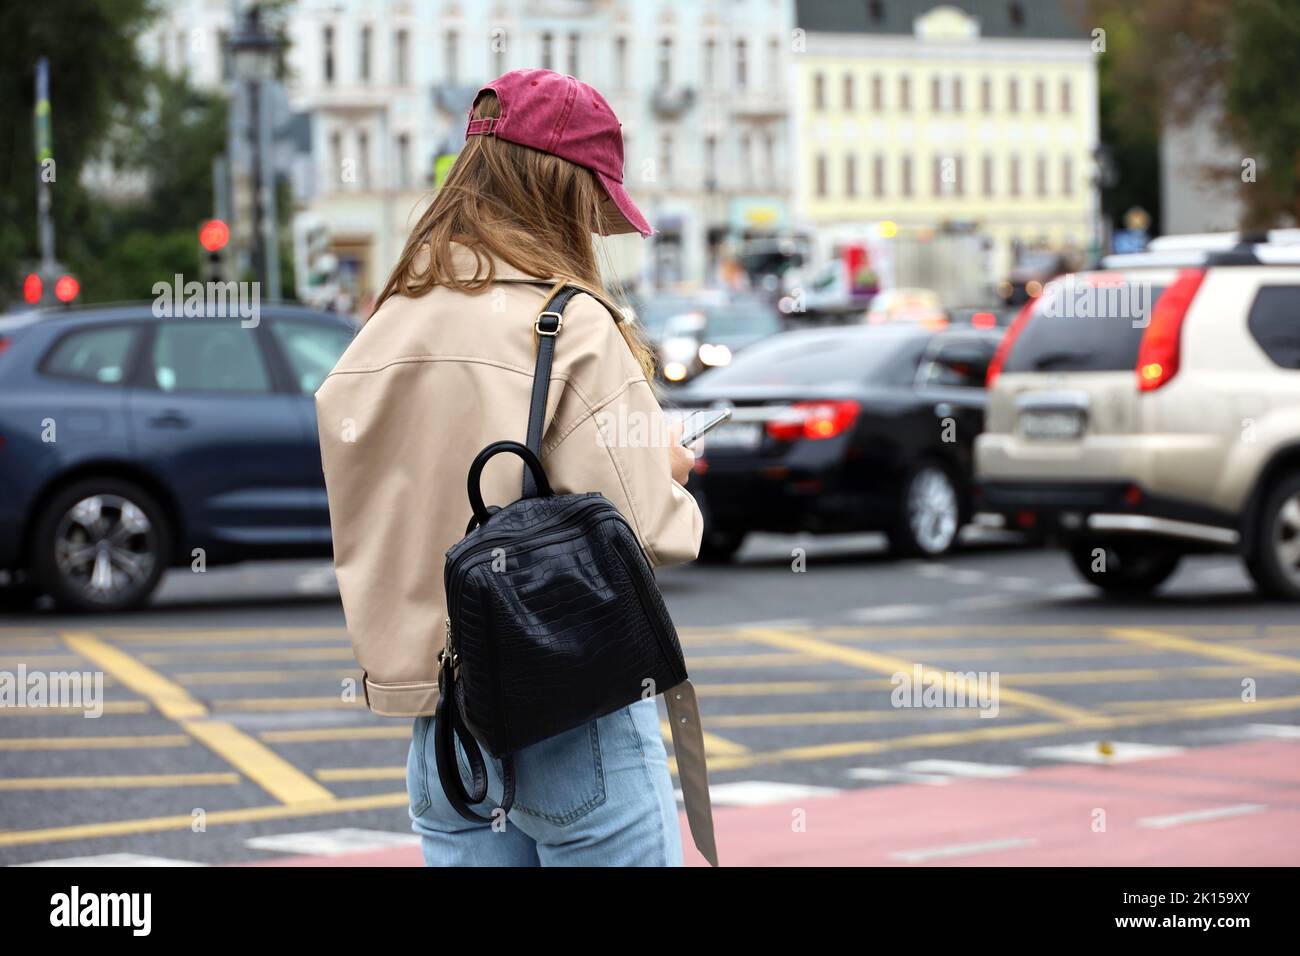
[1246,473,1300,600]
[889,462,961,558]
[1068,539,1181,595]
[31,479,171,613]
[698,529,746,564]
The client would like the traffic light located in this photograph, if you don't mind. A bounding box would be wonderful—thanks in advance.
[199,218,231,283]
[20,269,78,306]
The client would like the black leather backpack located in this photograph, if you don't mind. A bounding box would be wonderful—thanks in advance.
[435,286,714,864]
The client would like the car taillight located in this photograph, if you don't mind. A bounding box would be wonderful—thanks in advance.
[1137,268,1205,391]
[985,296,1038,389]
[766,400,860,441]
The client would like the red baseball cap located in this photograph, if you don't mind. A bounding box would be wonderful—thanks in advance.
[466,68,652,238]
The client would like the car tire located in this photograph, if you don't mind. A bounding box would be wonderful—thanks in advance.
[30,478,171,613]
[698,529,746,564]
[888,461,962,559]
[1245,473,1300,601]
[1068,539,1182,595]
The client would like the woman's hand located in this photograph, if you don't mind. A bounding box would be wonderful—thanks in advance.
[666,422,695,486]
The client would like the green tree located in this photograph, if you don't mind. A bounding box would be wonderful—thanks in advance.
[0,0,153,307]
[1089,0,1300,232]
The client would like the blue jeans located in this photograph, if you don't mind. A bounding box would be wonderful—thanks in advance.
[406,697,684,866]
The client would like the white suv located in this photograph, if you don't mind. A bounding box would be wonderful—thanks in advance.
[976,238,1300,599]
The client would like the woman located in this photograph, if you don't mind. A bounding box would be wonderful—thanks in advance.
[315,69,704,866]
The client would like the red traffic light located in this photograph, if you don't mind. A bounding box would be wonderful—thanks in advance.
[23,273,42,304]
[199,219,230,253]
[54,275,80,303]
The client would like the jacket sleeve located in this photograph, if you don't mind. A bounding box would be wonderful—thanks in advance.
[542,297,704,567]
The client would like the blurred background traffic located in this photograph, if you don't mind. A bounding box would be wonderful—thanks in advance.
[1,0,1299,868]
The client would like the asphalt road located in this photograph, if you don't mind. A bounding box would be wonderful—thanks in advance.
[2,530,1298,866]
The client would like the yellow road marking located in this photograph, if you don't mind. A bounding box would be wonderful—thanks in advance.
[60,631,334,805]
[0,772,239,791]
[1108,628,1300,675]
[677,652,817,669]
[742,627,1096,722]
[0,791,410,849]
[102,627,347,644]
[0,734,191,751]
[210,696,362,711]
[658,720,749,756]
[141,647,356,664]
[702,694,1300,772]
[62,632,205,720]
[705,707,1024,728]
[261,726,411,744]
[316,767,405,782]
[882,642,1166,661]
[173,668,360,685]
[0,701,150,716]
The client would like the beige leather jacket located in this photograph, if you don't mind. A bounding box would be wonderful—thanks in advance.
[315,245,717,863]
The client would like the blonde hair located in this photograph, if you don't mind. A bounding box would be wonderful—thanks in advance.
[373,92,653,379]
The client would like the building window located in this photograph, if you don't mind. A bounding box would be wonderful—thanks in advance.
[703,38,716,89]
[845,154,857,197]
[1062,155,1074,196]
[901,154,913,197]
[393,29,409,86]
[1036,154,1048,196]
[768,36,780,89]
[873,153,885,197]
[952,76,962,113]
[1009,2,1025,29]
[330,131,342,188]
[1008,77,1019,113]
[930,75,942,111]
[541,32,554,71]
[843,73,855,110]
[613,36,627,89]
[815,154,828,198]
[659,133,673,183]
[219,29,231,80]
[358,26,371,83]
[741,133,753,187]
[396,133,410,189]
[323,26,335,85]
[813,72,826,110]
[981,75,992,112]
[567,32,579,76]
[658,37,673,87]
[763,131,776,182]
[735,38,748,88]
[899,74,911,111]
[1034,77,1046,113]
[704,135,717,187]
[871,73,883,110]
[357,130,370,189]
[1009,156,1021,196]
[982,154,994,197]
[932,156,943,197]
[446,31,459,83]
[954,154,965,196]
[1060,77,1072,113]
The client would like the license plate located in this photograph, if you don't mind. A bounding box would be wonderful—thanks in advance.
[1019,409,1084,441]
[702,422,762,449]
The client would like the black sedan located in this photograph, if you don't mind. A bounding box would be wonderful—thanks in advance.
[671,324,1003,561]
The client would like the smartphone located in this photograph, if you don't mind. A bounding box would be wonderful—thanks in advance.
[678,408,732,446]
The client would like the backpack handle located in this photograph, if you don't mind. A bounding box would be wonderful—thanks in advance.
[467,440,553,525]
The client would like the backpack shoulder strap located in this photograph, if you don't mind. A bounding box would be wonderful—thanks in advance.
[521,284,583,497]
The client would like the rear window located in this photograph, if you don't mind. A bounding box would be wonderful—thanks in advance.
[1004,277,1165,374]
[1246,285,1300,369]
[698,331,917,387]
[42,325,137,384]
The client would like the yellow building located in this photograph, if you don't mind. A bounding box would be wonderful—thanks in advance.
[793,1,1099,283]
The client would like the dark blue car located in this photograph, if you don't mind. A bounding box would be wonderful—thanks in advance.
[0,303,357,611]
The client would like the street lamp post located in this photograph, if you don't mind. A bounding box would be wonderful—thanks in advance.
[229,4,283,298]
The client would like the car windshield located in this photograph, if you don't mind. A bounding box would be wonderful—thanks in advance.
[704,302,781,339]
[698,330,915,387]
[1004,275,1167,373]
